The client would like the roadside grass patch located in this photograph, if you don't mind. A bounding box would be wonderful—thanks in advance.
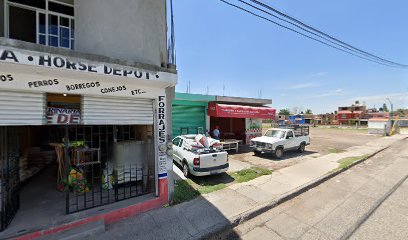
[173,167,272,204]
[328,154,370,174]
[230,167,272,183]
[173,180,200,204]
[195,182,226,194]
[328,148,346,154]
[337,154,369,169]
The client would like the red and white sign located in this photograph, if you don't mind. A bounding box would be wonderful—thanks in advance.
[47,107,81,124]
[208,103,276,119]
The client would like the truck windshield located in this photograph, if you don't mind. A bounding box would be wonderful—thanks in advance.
[264,130,285,138]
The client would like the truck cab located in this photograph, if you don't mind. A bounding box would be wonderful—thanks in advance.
[250,126,310,159]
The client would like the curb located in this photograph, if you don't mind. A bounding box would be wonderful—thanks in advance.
[199,144,393,240]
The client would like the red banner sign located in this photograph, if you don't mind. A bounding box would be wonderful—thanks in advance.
[47,107,81,124]
[208,103,276,119]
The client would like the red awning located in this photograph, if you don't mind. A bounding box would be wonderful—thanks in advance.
[208,103,276,119]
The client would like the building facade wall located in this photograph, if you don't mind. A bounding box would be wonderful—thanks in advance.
[0,0,177,234]
[0,0,4,37]
[75,0,168,67]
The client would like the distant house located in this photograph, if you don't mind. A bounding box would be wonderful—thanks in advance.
[288,114,314,125]
[337,102,367,125]
[288,115,305,124]
[365,112,390,119]
[314,113,337,125]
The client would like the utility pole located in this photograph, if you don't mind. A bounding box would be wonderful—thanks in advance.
[387,98,394,123]
[386,98,394,135]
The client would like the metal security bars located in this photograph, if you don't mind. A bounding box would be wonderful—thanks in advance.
[0,127,20,232]
[66,125,155,214]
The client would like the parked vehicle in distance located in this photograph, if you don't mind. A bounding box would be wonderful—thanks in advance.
[250,126,310,159]
[171,135,229,177]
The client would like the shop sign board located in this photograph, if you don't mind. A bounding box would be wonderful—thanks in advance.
[157,95,168,179]
[46,107,80,125]
[0,70,164,99]
[0,48,177,85]
[208,103,276,119]
[245,118,263,144]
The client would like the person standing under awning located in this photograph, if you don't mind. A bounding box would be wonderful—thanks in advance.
[213,126,221,140]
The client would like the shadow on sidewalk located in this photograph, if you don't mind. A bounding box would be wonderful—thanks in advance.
[100,194,242,240]
[189,173,235,186]
[255,150,318,161]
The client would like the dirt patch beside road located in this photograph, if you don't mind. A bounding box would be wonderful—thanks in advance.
[308,127,380,155]
[229,127,381,171]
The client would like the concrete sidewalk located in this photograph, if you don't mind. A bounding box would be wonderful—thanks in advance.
[99,135,407,240]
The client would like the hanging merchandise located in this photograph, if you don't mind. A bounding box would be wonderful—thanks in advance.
[67,168,89,193]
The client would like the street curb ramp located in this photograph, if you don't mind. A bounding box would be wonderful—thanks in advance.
[199,144,393,240]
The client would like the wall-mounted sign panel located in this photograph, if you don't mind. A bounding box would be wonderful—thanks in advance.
[46,107,80,125]
[157,95,168,180]
[0,68,165,99]
[0,47,177,87]
[208,103,276,119]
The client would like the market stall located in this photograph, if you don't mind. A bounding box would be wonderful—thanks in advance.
[207,103,276,144]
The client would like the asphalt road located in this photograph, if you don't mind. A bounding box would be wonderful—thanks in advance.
[229,138,408,240]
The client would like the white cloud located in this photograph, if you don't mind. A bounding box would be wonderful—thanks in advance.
[311,88,345,98]
[286,82,317,90]
[309,72,327,78]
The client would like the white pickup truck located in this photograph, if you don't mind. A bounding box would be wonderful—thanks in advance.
[172,135,229,177]
[250,127,310,159]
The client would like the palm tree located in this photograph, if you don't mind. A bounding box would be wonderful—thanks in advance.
[279,108,291,116]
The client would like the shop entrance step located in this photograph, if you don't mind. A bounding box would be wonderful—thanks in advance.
[38,220,105,240]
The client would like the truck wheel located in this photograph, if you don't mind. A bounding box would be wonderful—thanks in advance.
[182,162,190,178]
[254,150,262,156]
[298,143,306,153]
[275,147,284,159]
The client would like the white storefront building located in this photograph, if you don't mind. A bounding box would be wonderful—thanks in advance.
[0,0,177,237]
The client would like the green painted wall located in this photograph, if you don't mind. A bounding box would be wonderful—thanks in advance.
[172,105,206,137]
[172,93,214,137]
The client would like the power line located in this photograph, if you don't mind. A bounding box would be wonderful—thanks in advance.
[219,0,407,68]
[249,0,408,68]
[244,0,407,67]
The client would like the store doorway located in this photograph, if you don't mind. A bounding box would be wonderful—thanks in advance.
[0,93,156,235]
[0,125,67,235]
[0,127,20,232]
[210,117,246,141]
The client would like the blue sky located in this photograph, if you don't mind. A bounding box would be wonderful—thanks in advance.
[172,0,408,114]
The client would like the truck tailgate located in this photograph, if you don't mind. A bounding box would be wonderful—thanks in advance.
[199,151,228,169]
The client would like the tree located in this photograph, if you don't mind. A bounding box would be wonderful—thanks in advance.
[382,103,389,112]
[279,108,291,116]
[396,109,405,116]
[305,109,313,114]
